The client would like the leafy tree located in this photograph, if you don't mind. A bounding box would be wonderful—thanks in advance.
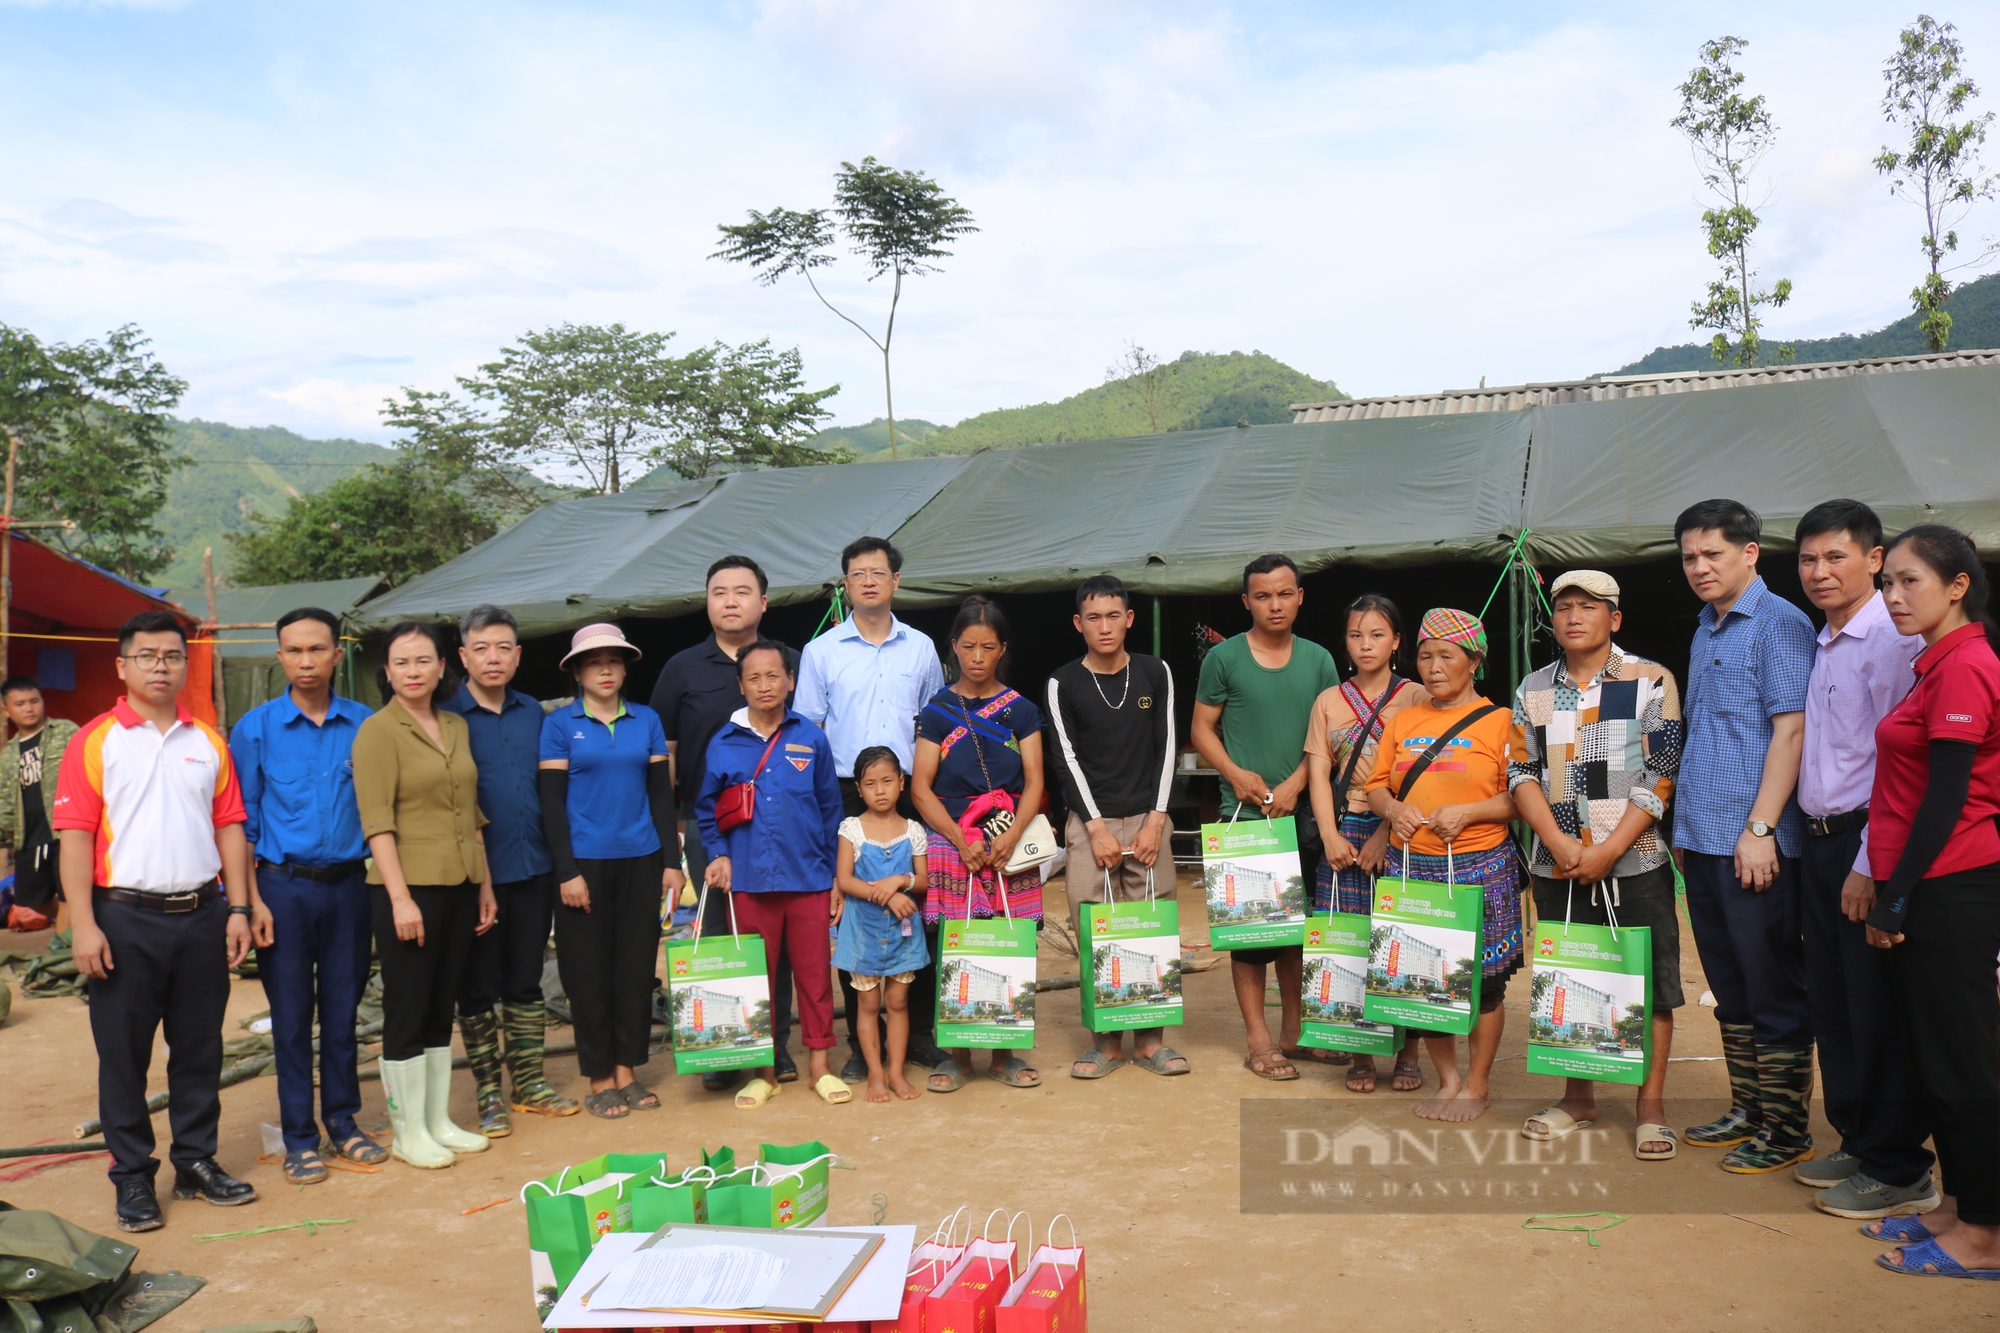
[226,459,498,588]
[1875,15,1998,352]
[661,340,844,479]
[714,157,977,461]
[0,322,189,581]
[1529,969,1554,1011]
[1614,1002,1647,1047]
[1105,342,1182,433]
[748,998,773,1038]
[1444,955,1477,1002]
[1671,36,1794,367]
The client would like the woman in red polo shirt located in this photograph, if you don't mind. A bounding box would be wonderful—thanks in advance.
[1865,524,2000,1281]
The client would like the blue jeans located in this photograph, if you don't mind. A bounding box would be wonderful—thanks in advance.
[255,864,371,1153]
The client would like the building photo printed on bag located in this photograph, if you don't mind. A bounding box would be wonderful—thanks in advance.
[1366,918,1475,1019]
[668,975,773,1053]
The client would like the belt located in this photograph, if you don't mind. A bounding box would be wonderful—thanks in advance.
[259,859,365,884]
[1806,807,1868,838]
[94,882,222,913]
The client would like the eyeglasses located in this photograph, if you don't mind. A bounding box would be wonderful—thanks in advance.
[123,651,187,668]
[845,569,894,585]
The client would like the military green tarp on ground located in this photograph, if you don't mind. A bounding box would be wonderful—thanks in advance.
[353,457,968,636]
[1516,365,2000,566]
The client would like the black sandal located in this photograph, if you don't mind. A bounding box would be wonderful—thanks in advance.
[282,1150,328,1185]
[585,1088,630,1119]
[334,1131,388,1166]
[620,1081,661,1110]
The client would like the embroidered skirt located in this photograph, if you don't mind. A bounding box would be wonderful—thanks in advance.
[1381,840,1526,983]
[1313,811,1386,914]
[922,835,1044,925]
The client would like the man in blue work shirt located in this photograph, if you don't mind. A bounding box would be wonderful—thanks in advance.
[796,535,948,1078]
[234,607,386,1184]
[441,604,580,1134]
[1672,499,1820,1176]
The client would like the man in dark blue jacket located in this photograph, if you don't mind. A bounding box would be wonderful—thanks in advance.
[695,639,846,1106]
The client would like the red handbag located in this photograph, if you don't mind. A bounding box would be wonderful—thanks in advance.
[713,726,785,835]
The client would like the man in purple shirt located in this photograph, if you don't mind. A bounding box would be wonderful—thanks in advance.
[1793,500,1934,1220]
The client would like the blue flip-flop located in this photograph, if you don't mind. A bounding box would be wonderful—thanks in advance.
[1876,1237,2000,1279]
[1862,1215,1933,1244]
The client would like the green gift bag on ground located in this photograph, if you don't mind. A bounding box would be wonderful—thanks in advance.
[1079,866,1183,1032]
[1200,812,1308,949]
[521,1151,668,1316]
[1301,910,1401,1056]
[1364,848,1483,1035]
[703,1142,836,1229]
[936,893,1038,1049]
[1526,882,1653,1086]
[664,889,774,1074]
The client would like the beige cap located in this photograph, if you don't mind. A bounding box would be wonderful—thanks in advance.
[559,621,642,670]
[1549,570,1620,605]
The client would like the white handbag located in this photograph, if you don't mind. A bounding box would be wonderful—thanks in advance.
[1004,812,1059,873]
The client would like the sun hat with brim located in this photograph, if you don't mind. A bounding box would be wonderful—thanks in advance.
[559,622,642,670]
[1549,570,1621,606]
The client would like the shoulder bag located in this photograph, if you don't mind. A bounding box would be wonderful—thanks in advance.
[1394,703,1504,802]
[1330,677,1407,816]
[712,725,785,835]
[953,692,1057,873]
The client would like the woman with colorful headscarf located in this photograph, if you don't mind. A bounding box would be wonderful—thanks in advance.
[1364,608,1524,1123]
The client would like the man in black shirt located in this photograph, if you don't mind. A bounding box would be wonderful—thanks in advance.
[648,555,799,1087]
[3,676,76,926]
[1046,575,1188,1079]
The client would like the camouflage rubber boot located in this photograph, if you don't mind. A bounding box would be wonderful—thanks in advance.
[1721,1042,1815,1174]
[458,1008,512,1138]
[504,1000,580,1117]
[1685,1021,1761,1147]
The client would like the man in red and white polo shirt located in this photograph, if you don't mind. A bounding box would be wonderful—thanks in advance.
[54,610,259,1232]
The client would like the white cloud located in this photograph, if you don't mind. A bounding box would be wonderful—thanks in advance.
[262,377,407,432]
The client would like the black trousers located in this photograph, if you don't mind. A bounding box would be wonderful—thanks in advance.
[459,875,555,1013]
[1896,861,2000,1224]
[554,854,664,1078]
[1681,850,1813,1046]
[373,884,477,1061]
[88,895,231,1185]
[835,779,938,1055]
[689,820,794,1050]
[1800,827,1934,1186]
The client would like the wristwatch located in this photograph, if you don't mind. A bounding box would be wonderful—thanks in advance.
[1745,820,1775,838]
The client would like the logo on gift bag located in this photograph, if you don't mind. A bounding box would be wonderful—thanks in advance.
[1207,833,1221,852]
[777,1197,794,1223]
[672,957,690,976]
[1377,892,1395,913]
[1538,936,1556,956]
[947,930,963,948]
[1306,928,1324,946]
[593,1207,613,1236]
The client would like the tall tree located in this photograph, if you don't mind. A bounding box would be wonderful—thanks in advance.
[1875,15,1998,353]
[1672,36,1795,367]
[1104,341,1181,433]
[0,323,188,581]
[653,339,844,479]
[226,459,500,588]
[713,157,977,460]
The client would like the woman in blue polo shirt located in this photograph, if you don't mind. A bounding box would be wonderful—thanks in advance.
[538,623,683,1120]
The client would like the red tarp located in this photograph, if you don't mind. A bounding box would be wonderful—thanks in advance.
[3,531,215,732]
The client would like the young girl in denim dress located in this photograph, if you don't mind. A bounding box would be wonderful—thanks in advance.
[832,747,932,1102]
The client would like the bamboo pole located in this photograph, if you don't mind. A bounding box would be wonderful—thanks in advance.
[1,431,16,689]
[203,546,226,728]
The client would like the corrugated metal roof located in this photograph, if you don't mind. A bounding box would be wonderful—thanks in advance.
[1289,347,2000,422]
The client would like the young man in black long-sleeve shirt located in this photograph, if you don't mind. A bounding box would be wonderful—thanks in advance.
[1046,575,1188,1078]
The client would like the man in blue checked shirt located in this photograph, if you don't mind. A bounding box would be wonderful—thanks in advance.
[441,604,580,1134]
[1671,499,1820,1176]
[233,607,387,1184]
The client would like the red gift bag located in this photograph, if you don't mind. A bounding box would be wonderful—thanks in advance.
[997,1217,1087,1332]
[874,1208,973,1333]
[922,1211,1025,1333]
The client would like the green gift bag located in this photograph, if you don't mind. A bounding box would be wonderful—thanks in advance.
[936,887,1038,1049]
[1200,812,1308,949]
[702,1143,836,1229]
[664,888,774,1073]
[1301,910,1402,1056]
[1079,865,1183,1033]
[521,1152,665,1318]
[1526,880,1654,1087]
[627,1147,735,1231]
[1363,846,1483,1035]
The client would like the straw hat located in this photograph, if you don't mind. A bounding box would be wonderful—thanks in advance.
[559,622,641,670]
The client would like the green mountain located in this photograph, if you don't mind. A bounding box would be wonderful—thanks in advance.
[836,350,1344,459]
[804,416,942,456]
[157,420,394,588]
[1608,271,2000,376]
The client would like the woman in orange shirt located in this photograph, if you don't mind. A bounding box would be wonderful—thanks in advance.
[1365,608,1523,1123]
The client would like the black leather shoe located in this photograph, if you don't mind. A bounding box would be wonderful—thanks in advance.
[772,1045,799,1084]
[840,1049,868,1083]
[907,1040,948,1070]
[172,1158,258,1207]
[115,1177,164,1233]
[700,1069,743,1093]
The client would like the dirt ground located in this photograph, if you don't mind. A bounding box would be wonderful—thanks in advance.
[2,870,1993,1332]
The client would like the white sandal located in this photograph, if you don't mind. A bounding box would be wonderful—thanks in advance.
[1635,1123,1678,1161]
[1521,1106,1596,1141]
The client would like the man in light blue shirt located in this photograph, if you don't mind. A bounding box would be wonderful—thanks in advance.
[795,535,946,1077]
[232,607,384,1183]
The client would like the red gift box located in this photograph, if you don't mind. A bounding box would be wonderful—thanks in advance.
[921,1241,1015,1333]
[995,1246,1086,1333]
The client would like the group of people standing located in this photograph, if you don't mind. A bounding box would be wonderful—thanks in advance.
[16,502,1997,1279]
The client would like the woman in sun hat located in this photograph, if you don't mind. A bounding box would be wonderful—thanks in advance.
[537,622,684,1120]
[1364,607,1524,1124]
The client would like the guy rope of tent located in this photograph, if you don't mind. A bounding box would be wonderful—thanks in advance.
[810,587,850,639]
[1475,528,1553,690]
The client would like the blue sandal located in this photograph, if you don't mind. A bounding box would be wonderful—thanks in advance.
[1876,1237,2000,1279]
[1863,1215,1934,1243]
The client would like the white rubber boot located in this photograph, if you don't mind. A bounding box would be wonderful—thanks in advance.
[425,1047,490,1154]
[380,1056,455,1169]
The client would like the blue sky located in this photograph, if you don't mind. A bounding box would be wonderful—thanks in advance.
[3,1,1995,442]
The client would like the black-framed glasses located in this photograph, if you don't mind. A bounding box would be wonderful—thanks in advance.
[123,650,188,668]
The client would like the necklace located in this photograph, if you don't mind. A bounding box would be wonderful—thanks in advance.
[1088,657,1132,710]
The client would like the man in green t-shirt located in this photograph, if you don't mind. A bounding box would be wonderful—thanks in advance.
[1192,553,1342,1081]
